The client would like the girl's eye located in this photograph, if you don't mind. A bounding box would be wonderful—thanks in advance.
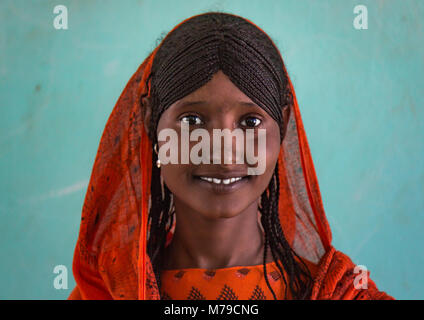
[241,116,262,128]
[180,115,203,125]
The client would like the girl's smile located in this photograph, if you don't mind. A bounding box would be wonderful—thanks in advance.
[192,169,253,195]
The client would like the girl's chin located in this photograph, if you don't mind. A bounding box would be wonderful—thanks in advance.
[189,198,253,219]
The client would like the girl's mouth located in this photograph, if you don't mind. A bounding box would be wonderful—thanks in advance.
[199,176,244,184]
[192,175,251,194]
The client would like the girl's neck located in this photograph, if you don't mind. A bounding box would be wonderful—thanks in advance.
[162,199,272,270]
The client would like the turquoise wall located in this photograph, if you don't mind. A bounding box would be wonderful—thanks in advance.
[1,0,422,299]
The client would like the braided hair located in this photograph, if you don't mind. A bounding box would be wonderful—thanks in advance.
[141,12,313,300]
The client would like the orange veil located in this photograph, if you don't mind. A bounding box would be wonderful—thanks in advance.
[69,13,393,300]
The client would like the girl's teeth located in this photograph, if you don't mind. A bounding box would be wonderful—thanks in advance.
[200,177,244,184]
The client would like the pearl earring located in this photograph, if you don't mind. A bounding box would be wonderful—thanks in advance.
[154,143,161,168]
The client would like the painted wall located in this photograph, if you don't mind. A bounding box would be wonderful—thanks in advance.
[0,0,422,299]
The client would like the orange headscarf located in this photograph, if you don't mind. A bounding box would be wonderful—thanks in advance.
[69,13,393,300]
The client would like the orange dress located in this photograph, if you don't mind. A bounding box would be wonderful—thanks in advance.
[160,261,286,300]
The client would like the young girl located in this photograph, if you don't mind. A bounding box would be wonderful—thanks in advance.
[69,12,393,300]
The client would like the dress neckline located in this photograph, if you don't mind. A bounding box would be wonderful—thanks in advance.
[161,260,277,273]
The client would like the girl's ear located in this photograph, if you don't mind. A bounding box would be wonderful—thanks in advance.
[141,96,152,135]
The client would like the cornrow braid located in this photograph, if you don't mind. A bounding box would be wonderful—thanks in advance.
[146,149,174,290]
[260,164,313,299]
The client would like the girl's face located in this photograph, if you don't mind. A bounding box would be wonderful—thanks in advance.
[156,70,281,219]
